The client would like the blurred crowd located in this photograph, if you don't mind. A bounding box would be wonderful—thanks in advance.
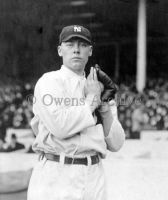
[0,81,34,145]
[118,76,168,138]
[0,76,168,151]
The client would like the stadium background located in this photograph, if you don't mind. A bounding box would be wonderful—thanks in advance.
[0,0,168,200]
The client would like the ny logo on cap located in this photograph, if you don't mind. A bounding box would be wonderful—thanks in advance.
[74,26,81,32]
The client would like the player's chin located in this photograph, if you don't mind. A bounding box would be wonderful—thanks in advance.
[72,62,85,69]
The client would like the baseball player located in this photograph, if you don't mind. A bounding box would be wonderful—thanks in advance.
[27,25,125,200]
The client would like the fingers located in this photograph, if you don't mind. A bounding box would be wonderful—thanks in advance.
[93,68,98,81]
[95,64,100,70]
[99,81,104,92]
[88,67,98,81]
[87,67,94,80]
[108,100,116,106]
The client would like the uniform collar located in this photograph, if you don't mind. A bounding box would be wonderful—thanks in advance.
[60,65,85,81]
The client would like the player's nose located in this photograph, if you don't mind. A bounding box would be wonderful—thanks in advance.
[73,42,80,54]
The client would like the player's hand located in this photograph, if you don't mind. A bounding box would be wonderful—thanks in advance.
[84,67,103,112]
[94,64,118,102]
[84,67,102,98]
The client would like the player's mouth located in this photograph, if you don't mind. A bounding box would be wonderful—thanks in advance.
[72,57,82,60]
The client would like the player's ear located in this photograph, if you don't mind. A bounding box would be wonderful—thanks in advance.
[88,45,93,57]
[57,45,62,57]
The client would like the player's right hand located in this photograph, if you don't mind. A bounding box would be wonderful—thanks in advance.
[84,67,102,98]
[84,67,102,112]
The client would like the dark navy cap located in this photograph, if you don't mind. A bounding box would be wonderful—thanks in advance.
[59,25,92,44]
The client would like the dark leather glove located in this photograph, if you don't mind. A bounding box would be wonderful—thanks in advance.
[94,64,118,101]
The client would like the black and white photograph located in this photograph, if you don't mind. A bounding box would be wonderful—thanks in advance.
[0,0,168,200]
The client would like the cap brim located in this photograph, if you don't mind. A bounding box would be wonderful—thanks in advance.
[61,34,91,44]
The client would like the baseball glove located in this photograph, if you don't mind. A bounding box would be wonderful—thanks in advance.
[94,64,118,101]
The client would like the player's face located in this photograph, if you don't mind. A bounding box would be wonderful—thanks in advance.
[58,38,92,75]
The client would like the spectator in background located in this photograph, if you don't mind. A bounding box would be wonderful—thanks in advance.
[0,119,6,142]
[131,103,146,139]
[0,139,4,151]
[5,133,25,152]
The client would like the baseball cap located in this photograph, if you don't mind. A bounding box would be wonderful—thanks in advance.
[59,25,92,44]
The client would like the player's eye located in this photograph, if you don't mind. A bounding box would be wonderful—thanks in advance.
[80,42,88,47]
[66,42,73,47]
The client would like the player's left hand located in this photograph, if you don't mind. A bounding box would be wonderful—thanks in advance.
[99,81,104,93]
[94,64,118,102]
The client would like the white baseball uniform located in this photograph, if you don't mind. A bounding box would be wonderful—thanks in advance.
[27,65,125,200]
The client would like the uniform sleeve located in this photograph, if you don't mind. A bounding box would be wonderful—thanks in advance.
[33,75,95,139]
[98,102,125,152]
[104,118,125,152]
